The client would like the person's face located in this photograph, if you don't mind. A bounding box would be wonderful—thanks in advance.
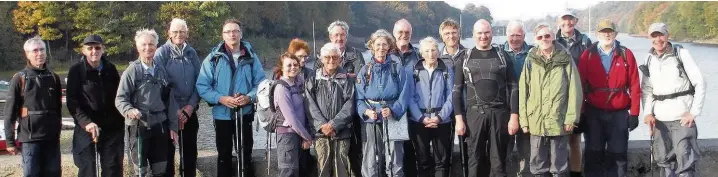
[560,16,577,33]
[597,29,617,47]
[222,23,242,46]
[169,23,188,45]
[506,27,525,49]
[421,45,439,63]
[293,49,308,67]
[135,35,157,59]
[650,32,670,52]
[321,51,341,71]
[473,24,493,48]
[82,44,104,63]
[440,26,459,47]
[329,27,347,49]
[25,43,46,66]
[535,28,554,50]
[393,24,412,47]
[371,37,390,60]
[281,57,300,78]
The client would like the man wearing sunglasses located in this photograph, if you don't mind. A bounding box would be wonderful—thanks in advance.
[66,34,125,177]
[153,18,202,177]
[555,9,592,177]
[577,19,641,177]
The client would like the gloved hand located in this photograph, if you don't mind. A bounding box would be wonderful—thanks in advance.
[629,115,639,131]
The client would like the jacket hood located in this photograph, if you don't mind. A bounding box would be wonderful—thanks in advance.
[528,41,571,68]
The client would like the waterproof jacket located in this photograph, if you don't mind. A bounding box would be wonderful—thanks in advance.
[408,59,454,124]
[4,65,62,147]
[393,44,421,69]
[641,43,705,121]
[196,41,266,120]
[305,69,356,139]
[154,40,201,110]
[556,29,592,64]
[440,44,467,70]
[356,55,410,123]
[274,76,313,141]
[578,41,641,115]
[115,59,179,132]
[519,44,583,136]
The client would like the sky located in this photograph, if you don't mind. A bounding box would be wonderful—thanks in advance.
[445,0,601,21]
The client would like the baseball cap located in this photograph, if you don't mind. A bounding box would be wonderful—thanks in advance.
[596,19,617,32]
[648,23,668,35]
[82,34,104,45]
[559,9,577,19]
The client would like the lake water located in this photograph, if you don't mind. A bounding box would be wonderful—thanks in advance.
[445,33,717,140]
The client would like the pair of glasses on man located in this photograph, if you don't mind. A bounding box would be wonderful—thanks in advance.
[536,34,553,40]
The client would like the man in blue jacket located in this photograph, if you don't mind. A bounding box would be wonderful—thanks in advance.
[196,18,266,177]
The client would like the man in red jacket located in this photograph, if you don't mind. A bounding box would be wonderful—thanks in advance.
[577,19,640,177]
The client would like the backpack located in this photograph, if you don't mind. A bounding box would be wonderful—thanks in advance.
[256,79,292,133]
[361,54,401,90]
[15,68,60,118]
[462,44,511,105]
[638,44,694,100]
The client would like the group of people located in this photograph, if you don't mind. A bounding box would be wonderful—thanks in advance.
[2,8,704,177]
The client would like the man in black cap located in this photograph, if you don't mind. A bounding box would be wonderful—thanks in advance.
[67,34,125,177]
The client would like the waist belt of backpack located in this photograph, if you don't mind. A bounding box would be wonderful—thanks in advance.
[653,89,695,101]
[420,107,442,114]
[366,99,396,108]
[589,86,628,105]
[27,110,58,115]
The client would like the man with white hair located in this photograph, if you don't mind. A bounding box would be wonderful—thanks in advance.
[4,36,63,177]
[393,19,420,68]
[502,20,533,177]
[116,29,179,177]
[453,19,519,177]
[306,43,357,177]
[153,18,201,177]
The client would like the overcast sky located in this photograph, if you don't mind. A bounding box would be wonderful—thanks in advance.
[445,0,602,21]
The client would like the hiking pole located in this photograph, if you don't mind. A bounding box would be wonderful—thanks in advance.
[382,108,394,177]
[235,107,245,177]
[650,126,655,177]
[94,128,101,177]
[373,116,383,176]
[180,111,191,177]
[459,135,468,177]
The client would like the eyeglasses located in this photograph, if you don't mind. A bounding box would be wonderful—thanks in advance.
[330,33,347,38]
[509,34,524,38]
[85,46,102,51]
[323,56,340,60]
[536,34,552,40]
[222,30,241,34]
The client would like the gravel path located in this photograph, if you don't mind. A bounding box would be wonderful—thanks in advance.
[196,102,272,150]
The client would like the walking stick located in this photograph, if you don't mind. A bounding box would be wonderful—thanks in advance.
[234,107,245,177]
[650,126,655,177]
[373,120,382,176]
[459,135,468,177]
[382,107,394,177]
[94,129,101,177]
[180,111,191,177]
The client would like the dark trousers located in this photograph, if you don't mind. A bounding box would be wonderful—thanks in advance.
[21,140,61,177]
[299,148,317,176]
[73,128,125,177]
[166,112,199,177]
[583,106,629,177]
[349,115,363,176]
[214,115,255,177]
[465,106,511,177]
[127,122,170,177]
[409,121,452,177]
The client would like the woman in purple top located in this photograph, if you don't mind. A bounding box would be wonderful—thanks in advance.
[272,53,314,177]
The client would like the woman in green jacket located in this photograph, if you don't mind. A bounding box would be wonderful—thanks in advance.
[518,23,583,177]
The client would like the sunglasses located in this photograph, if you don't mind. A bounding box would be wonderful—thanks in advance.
[536,34,552,40]
[284,63,299,68]
[85,46,102,51]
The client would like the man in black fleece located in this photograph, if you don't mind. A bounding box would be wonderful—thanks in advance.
[67,34,125,177]
[4,36,63,177]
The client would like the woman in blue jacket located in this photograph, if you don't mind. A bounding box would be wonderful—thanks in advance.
[407,37,454,177]
[356,29,410,177]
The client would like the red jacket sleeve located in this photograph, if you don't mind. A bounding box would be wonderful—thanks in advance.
[625,49,641,116]
[578,50,590,114]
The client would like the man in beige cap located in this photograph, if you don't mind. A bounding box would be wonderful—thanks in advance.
[577,19,641,177]
[641,22,705,177]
